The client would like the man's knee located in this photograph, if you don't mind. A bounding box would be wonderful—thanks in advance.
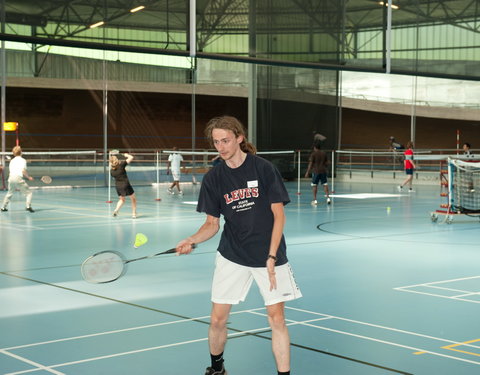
[267,305,287,330]
[210,307,230,329]
[210,315,228,331]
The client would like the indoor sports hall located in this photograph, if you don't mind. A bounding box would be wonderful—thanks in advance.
[1,176,480,375]
[1,1,480,375]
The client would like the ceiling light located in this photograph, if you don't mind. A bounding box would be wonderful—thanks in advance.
[89,21,105,29]
[130,5,145,13]
[379,2,399,9]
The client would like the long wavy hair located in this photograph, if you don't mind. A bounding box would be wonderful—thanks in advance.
[205,116,257,154]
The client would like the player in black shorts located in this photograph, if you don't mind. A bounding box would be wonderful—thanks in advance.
[305,145,331,205]
[110,153,137,218]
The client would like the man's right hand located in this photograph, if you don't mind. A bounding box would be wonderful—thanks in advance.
[175,239,195,255]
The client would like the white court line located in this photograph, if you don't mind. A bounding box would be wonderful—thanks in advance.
[398,275,480,288]
[3,338,210,375]
[0,223,44,231]
[426,285,474,293]
[2,307,266,351]
[4,313,281,375]
[5,306,480,374]
[53,210,112,218]
[31,215,203,231]
[395,287,480,304]
[285,306,480,363]
[452,292,480,299]
[4,316,332,375]
[296,320,480,365]
[395,275,480,304]
[329,193,402,199]
[248,309,480,366]
[0,349,65,375]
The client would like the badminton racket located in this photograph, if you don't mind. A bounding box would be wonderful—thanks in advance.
[81,245,194,283]
[40,175,52,184]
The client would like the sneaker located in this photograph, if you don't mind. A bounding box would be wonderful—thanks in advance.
[167,187,174,194]
[204,366,227,375]
[397,186,403,192]
[326,197,331,204]
[113,210,118,217]
[178,190,183,195]
[311,200,317,205]
[26,207,35,213]
[132,214,137,219]
[1,207,7,212]
[408,189,414,193]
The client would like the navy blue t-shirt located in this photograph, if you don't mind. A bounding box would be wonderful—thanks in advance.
[197,153,290,267]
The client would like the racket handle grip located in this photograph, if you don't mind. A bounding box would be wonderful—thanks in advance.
[173,243,196,252]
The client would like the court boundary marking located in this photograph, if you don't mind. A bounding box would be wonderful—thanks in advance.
[394,275,480,304]
[2,306,480,375]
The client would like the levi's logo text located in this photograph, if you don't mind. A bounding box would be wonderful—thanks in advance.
[224,187,259,212]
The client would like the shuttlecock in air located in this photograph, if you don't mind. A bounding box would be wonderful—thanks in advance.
[134,233,148,248]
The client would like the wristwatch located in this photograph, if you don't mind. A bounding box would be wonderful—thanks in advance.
[268,254,277,262]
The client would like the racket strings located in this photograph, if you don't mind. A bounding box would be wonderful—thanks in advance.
[41,175,52,184]
[82,251,126,283]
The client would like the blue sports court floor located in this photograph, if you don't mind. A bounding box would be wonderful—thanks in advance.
[0,179,479,375]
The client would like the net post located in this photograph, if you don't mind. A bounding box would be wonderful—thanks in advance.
[155,150,162,201]
[456,129,460,154]
[331,150,335,194]
[447,158,453,209]
[106,151,112,203]
[0,163,4,190]
[94,151,97,189]
[349,152,352,179]
[296,150,301,195]
[370,150,374,178]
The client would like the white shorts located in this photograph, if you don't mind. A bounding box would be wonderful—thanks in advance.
[211,253,302,306]
[171,170,181,181]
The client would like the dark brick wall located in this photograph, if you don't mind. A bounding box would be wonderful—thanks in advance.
[5,87,247,151]
[341,108,480,150]
[4,87,479,152]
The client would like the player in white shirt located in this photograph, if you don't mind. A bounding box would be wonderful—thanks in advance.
[1,146,35,212]
[167,147,184,195]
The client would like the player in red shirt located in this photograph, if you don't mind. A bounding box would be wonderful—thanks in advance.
[398,141,416,192]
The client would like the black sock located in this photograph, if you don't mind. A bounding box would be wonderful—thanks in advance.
[210,352,224,371]
[278,371,290,375]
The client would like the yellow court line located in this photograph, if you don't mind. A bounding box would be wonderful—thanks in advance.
[443,338,480,357]
[413,351,427,355]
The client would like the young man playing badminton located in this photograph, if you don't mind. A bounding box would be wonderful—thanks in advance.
[398,141,416,193]
[110,152,137,218]
[1,146,35,213]
[176,116,302,375]
[305,145,331,205]
[167,147,184,195]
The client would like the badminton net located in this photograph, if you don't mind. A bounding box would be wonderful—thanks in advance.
[0,150,98,189]
[160,149,297,183]
[448,158,480,214]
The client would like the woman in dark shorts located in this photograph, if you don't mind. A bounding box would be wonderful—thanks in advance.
[110,153,137,218]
